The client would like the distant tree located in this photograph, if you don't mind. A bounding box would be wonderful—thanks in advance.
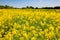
[0,5,15,9]
[0,5,4,9]
[29,6,34,9]
[26,6,29,8]
[5,5,14,9]
[25,6,34,9]
[22,7,26,9]
[54,6,60,9]
[0,5,60,9]
[4,5,9,8]
[35,7,38,9]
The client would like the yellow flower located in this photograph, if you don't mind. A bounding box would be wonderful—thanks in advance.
[58,38,60,40]
[30,26,35,30]
[0,34,2,38]
[19,37,24,40]
[44,29,48,33]
[14,23,21,28]
[23,33,28,38]
[12,29,17,34]
[31,37,36,40]
[45,31,55,39]
[48,32,55,38]
[0,9,60,40]
[49,26,54,31]
[57,26,60,29]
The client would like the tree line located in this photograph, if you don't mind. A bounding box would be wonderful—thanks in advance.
[0,5,60,9]
[0,5,18,9]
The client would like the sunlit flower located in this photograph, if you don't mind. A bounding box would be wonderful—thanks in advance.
[0,9,60,40]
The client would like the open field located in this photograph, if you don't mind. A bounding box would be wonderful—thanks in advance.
[0,9,60,40]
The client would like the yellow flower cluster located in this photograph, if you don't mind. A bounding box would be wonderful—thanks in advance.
[0,9,60,40]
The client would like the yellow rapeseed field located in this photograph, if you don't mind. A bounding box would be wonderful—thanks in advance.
[0,9,60,40]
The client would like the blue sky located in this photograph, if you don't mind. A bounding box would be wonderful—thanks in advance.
[0,0,60,8]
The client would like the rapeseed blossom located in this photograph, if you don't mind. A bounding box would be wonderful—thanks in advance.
[0,9,60,40]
